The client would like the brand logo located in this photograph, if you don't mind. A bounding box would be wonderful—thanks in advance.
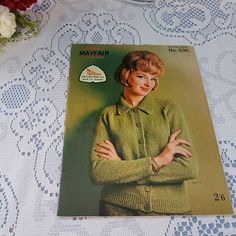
[79,65,106,83]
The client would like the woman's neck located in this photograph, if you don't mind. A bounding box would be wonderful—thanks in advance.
[123,91,144,108]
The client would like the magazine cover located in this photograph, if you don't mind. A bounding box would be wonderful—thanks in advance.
[57,44,233,216]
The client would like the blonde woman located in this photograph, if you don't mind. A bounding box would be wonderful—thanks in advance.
[90,50,198,216]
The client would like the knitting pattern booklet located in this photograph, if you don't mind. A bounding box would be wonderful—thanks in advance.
[57,44,232,216]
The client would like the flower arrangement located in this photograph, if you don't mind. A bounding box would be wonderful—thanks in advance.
[0,0,39,48]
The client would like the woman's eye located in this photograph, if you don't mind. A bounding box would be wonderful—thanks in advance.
[137,76,145,79]
[151,78,157,81]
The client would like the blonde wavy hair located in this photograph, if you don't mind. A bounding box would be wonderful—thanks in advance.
[115,50,164,90]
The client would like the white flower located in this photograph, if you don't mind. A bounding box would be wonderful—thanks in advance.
[0,5,16,38]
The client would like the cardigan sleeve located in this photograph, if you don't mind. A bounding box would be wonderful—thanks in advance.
[137,102,199,185]
[90,109,154,185]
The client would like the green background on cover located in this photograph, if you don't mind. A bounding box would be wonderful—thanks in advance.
[58,44,232,216]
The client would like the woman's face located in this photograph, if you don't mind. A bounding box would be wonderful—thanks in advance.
[124,70,158,97]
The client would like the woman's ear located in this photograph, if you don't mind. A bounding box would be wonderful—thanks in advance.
[121,69,131,87]
[152,79,159,91]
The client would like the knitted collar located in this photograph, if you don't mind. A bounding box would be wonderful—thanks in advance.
[117,93,154,115]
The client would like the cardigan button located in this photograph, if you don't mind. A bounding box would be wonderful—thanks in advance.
[136,122,141,128]
[144,205,151,212]
[138,138,143,144]
[145,186,151,192]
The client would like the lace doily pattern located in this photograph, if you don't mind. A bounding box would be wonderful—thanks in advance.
[22,48,67,93]
[143,0,236,45]
[52,12,141,61]
[220,140,236,209]
[199,50,236,124]
[0,79,35,116]
[9,97,63,197]
[57,0,96,22]
[164,215,236,235]
[0,120,8,143]
[100,219,145,235]
[0,172,19,236]
[27,0,57,29]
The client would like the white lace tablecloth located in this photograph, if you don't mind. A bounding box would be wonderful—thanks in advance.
[0,0,236,235]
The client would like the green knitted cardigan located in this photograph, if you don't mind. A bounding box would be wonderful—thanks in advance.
[90,93,198,214]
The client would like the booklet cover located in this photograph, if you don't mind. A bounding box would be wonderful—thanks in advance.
[57,44,233,216]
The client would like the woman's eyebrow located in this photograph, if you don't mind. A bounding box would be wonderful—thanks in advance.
[135,72,157,77]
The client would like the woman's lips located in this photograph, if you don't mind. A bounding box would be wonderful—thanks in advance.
[140,87,150,92]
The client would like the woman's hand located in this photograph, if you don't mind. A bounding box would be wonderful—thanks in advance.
[95,140,121,160]
[154,130,192,168]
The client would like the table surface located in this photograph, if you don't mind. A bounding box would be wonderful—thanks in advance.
[0,0,236,235]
